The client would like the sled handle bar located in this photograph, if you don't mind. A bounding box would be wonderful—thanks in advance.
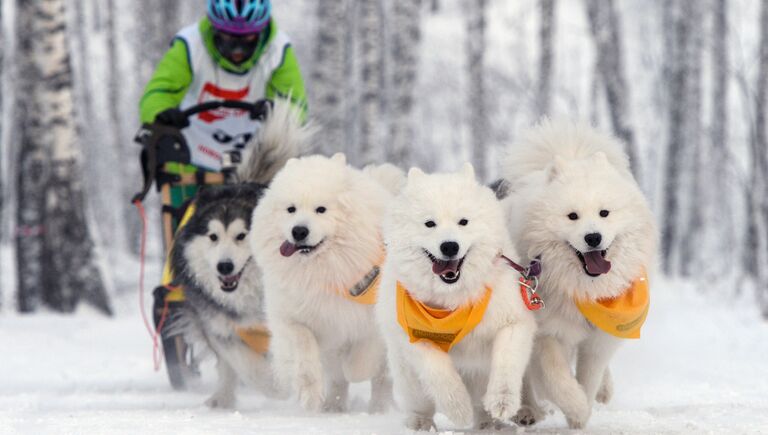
[181,100,261,120]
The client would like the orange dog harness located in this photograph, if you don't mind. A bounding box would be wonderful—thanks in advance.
[396,282,492,352]
[575,273,650,339]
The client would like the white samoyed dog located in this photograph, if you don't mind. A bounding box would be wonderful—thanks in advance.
[375,164,537,431]
[249,153,399,413]
[502,120,657,429]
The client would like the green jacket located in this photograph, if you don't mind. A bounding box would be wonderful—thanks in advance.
[139,18,307,124]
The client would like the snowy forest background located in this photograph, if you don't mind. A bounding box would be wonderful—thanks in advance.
[0,0,767,318]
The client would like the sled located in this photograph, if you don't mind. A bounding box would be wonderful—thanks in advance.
[133,100,268,390]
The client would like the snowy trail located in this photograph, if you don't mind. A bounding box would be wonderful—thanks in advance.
[1,278,767,434]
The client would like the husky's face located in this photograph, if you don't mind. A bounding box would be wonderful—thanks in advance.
[532,153,648,278]
[171,184,263,294]
[386,164,506,293]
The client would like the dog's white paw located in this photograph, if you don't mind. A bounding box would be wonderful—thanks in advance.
[513,404,545,426]
[596,373,614,404]
[322,395,348,413]
[405,414,436,431]
[205,392,236,409]
[483,388,521,422]
[296,379,324,412]
[437,386,473,427]
[565,404,591,430]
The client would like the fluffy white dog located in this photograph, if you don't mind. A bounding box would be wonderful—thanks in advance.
[249,153,397,413]
[502,120,657,429]
[375,164,537,431]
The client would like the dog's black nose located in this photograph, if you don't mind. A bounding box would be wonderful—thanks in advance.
[292,226,309,242]
[217,261,235,275]
[440,241,460,257]
[585,233,602,248]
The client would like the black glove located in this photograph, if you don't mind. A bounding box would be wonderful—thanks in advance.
[249,99,274,121]
[154,108,189,129]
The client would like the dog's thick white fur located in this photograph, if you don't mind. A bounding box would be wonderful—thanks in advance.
[502,119,657,428]
[375,164,537,431]
[250,153,399,413]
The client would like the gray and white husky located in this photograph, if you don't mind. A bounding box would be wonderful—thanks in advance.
[169,100,314,408]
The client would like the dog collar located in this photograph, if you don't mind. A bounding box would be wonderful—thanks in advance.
[574,272,649,339]
[396,282,492,352]
[340,265,381,305]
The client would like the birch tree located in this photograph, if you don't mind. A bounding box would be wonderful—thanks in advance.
[389,0,422,166]
[357,0,385,164]
[311,0,350,155]
[17,0,111,314]
[15,0,48,312]
[467,0,488,181]
[585,0,639,178]
[707,0,733,277]
[679,2,705,277]
[751,0,768,317]
[536,0,556,118]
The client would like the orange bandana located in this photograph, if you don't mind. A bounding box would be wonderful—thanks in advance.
[236,324,271,354]
[574,273,650,339]
[339,266,381,305]
[396,282,492,352]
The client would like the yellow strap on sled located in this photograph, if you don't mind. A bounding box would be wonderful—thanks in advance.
[574,273,650,339]
[160,204,197,300]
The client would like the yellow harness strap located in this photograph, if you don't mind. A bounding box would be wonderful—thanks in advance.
[575,273,650,339]
[396,282,492,352]
[161,204,197,301]
[339,265,381,305]
[236,324,271,355]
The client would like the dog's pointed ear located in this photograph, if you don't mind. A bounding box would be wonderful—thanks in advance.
[237,183,265,206]
[408,167,425,182]
[196,185,229,206]
[285,157,298,167]
[331,152,347,165]
[460,162,475,180]
[547,155,568,182]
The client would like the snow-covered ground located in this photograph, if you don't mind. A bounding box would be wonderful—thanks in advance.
[1,274,767,434]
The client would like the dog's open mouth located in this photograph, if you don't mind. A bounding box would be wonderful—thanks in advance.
[575,248,611,277]
[280,240,324,257]
[424,250,465,284]
[218,271,242,292]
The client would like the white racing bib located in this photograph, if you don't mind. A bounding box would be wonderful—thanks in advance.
[176,23,290,171]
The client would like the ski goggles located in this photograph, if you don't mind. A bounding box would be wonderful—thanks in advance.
[213,30,261,65]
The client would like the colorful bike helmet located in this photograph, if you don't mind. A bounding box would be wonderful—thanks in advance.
[207,0,272,35]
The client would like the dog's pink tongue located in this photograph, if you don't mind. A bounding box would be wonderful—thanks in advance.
[432,259,460,275]
[280,241,298,257]
[584,251,611,275]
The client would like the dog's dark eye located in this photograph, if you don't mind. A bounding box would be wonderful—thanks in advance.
[316,206,326,214]
[600,210,610,218]
[287,206,296,214]
[425,220,436,228]
[209,234,218,242]
[236,232,247,241]
[458,218,469,226]
[568,212,579,221]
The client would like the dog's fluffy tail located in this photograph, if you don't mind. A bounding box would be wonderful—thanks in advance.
[363,163,406,195]
[238,98,317,184]
[502,118,631,185]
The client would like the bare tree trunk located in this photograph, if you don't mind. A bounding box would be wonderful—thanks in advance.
[389,0,422,166]
[467,0,488,181]
[15,0,49,312]
[536,0,556,118]
[311,0,350,155]
[18,0,111,314]
[752,0,768,317]
[708,0,734,278]
[679,2,705,277]
[585,0,640,178]
[661,1,692,275]
[357,0,385,165]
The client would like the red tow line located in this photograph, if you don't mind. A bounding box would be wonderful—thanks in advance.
[133,199,169,371]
